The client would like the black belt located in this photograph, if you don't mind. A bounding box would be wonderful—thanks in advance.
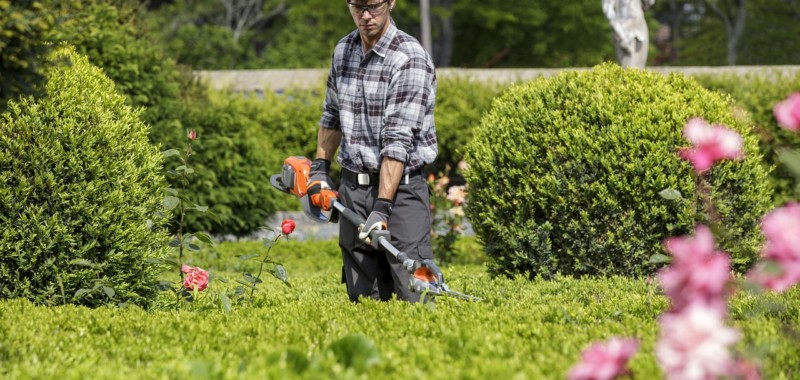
[341,168,423,186]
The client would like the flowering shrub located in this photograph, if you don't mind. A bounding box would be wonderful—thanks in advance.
[571,92,800,379]
[239,218,293,298]
[428,164,469,264]
[157,130,291,311]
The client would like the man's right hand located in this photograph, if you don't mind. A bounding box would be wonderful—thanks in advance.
[307,159,334,208]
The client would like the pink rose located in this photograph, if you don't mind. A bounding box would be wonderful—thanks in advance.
[678,118,743,173]
[773,93,800,132]
[656,303,740,380]
[181,265,209,291]
[281,219,296,236]
[658,225,732,314]
[568,337,639,380]
[187,129,197,141]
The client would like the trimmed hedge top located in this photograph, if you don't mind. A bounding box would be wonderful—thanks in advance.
[463,62,773,279]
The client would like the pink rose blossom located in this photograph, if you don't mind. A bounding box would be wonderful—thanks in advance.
[568,337,639,380]
[656,303,740,380]
[187,129,197,141]
[281,219,296,236]
[446,185,467,206]
[678,118,743,173]
[181,265,209,291]
[773,93,800,132]
[658,225,732,314]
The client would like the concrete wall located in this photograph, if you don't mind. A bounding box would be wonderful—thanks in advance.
[195,66,800,92]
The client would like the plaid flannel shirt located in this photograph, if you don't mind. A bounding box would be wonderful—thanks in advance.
[318,23,438,174]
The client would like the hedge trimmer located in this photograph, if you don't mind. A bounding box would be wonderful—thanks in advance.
[270,156,481,302]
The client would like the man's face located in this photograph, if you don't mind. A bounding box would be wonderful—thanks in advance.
[347,0,393,42]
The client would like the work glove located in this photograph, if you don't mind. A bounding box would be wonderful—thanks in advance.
[358,198,393,241]
[307,159,334,208]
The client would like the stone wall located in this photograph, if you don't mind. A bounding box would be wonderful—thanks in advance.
[195,66,800,92]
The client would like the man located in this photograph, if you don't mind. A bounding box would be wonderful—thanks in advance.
[309,0,438,303]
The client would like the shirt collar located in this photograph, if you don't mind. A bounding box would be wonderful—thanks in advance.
[370,21,396,58]
[352,20,396,59]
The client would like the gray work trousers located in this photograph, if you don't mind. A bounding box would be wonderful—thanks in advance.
[337,171,433,303]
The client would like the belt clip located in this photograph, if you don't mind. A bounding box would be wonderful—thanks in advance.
[357,173,371,186]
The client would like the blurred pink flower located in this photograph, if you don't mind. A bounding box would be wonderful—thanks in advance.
[181,265,209,291]
[435,176,450,191]
[678,118,743,173]
[733,358,762,380]
[187,129,197,141]
[747,202,800,292]
[773,93,800,132]
[568,337,639,380]
[446,185,467,206]
[658,225,732,314]
[760,202,800,260]
[656,303,740,380]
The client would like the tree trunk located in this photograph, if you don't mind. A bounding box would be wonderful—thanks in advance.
[431,0,453,67]
[705,0,746,65]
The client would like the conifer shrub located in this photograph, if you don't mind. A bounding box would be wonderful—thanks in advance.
[0,45,169,307]
[463,63,773,279]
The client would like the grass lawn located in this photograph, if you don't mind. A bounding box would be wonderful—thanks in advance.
[1,239,798,379]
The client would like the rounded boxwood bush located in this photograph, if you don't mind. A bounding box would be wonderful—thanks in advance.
[463,62,773,279]
[0,45,169,307]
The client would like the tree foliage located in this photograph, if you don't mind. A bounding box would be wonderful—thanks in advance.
[0,0,56,109]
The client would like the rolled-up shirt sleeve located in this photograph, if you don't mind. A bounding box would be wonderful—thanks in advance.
[319,62,341,130]
[380,56,433,163]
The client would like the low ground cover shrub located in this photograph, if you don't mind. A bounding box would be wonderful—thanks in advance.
[0,45,169,308]
[464,63,773,279]
[1,239,798,379]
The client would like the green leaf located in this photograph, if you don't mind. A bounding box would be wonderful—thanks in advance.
[162,149,180,158]
[187,243,201,252]
[649,253,672,264]
[168,239,181,248]
[163,196,180,211]
[74,288,93,299]
[243,272,262,285]
[238,254,260,261]
[235,279,257,289]
[193,232,215,245]
[658,188,684,201]
[778,148,800,180]
[273,265,288,283]
[220,292,231,314]
[192,205,209,213]
[102,286,115,299]
[164,188,178,196]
